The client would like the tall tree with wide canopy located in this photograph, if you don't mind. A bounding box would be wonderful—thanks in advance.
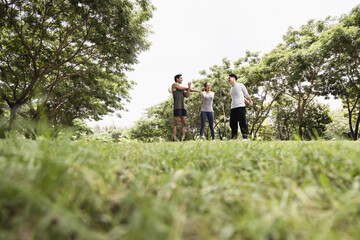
[320,5,360,140]
[0,0,154,131]
[239,51,286,140]
[279,19,330,140]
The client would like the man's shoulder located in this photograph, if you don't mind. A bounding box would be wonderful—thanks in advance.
[237,83,247,89]
[234,82,243,88]
[172,83,181,91]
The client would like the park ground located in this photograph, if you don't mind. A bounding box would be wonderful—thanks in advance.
[1,137,360,239]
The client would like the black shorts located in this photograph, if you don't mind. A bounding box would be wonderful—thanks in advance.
[174,109,187,117]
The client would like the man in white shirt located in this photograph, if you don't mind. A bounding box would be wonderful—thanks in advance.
[228,73,253,140]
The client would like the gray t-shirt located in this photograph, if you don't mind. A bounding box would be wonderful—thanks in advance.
[230,83,249,109]
[201,91,214,112]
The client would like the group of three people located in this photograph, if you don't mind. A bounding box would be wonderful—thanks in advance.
[171,73,253,141]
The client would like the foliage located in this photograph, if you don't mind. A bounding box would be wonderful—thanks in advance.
[273,19,332,140]
[70,119,94,140]
[302,102,332,140]
[129,118,166,142]
[131,97,174,142]
[255,119,277,141]
[0,0,154,131]
[325,109,352,140]
[90,127,130,143]
[272,97,332,140]
[0,102,8,138]
[319,5,360,140]
[1,137,360,239]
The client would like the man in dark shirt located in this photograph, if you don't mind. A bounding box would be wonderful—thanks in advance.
[171,74,200,141]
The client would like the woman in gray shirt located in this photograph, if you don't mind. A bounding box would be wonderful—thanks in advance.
[200,81,215,141]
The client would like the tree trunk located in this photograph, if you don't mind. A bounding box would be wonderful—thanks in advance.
[222,104,226,140]
[9,105,19,130]
[353,109,360,141]
[277,105,281,140]
[217,127,223,140]
[298,109,304,141]
[297,81,304,141]
[298,97,307,141]
[348,110,355,140]
[253,129,258,140]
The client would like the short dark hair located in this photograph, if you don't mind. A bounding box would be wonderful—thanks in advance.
[229,73,237,80]
[174,74,182,82]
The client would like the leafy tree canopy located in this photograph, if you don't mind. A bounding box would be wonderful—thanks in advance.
[0,0,154,133]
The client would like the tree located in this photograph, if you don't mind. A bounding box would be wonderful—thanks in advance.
[240,51,286,140]
[129,96,174,142]
[272,96,332,140]
[272,96,298,140]
[302,102,332,140]
[70,119,94,140]
[278,19,330,140]
[129,118,164,142]
[0,0,154,131]
[320,5,360,140]
[324,109,351,139]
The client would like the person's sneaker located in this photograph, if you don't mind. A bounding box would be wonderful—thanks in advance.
[242,139,249,141]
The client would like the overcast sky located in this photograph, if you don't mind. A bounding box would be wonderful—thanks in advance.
[88,0,359,128]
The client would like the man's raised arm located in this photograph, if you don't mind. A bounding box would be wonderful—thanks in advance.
[184,82,201,98]
[173,82,188,91]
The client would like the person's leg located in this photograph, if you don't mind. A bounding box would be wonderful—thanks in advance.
[239,107,249,139]
[173,116,180,141]
[230,108,238,139]
[180,116,187,140]
[208,112,215,140]
[200,111,206,139]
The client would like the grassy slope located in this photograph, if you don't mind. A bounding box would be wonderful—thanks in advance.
[0,137,359,239]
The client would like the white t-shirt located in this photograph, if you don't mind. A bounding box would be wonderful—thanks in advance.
[230,83,249,109]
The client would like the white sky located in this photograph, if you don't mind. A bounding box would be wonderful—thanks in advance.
[87,0,359,128]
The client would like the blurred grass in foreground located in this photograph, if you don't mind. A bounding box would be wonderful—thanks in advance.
[0,137,359,239]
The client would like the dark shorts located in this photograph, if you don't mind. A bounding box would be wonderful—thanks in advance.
[174,109,187,117]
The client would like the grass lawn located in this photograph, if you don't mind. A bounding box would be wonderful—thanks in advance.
[1,137,359,239]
